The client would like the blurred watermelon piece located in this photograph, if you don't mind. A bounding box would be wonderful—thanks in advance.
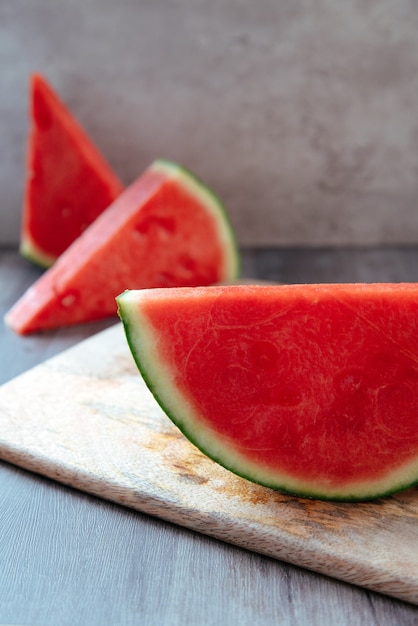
[6,159,240,334]
[20,73,124,268]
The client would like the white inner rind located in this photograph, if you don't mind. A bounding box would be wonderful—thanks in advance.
[20,234,56,269]
[118,288,418,501]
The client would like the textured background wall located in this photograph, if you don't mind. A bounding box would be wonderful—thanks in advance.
[1,0,418,247]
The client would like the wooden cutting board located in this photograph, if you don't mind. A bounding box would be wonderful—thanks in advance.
[0,323,417,605]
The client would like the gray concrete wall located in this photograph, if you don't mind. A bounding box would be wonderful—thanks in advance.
[1,0,418,247]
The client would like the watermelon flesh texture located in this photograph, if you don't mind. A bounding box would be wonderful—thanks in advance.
[5,160,239,334]
[117,284,418,501]
[20,73,124,267]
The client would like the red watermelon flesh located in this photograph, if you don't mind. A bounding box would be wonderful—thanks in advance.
[5,160,239,335]
[117,284,418,501]
[20,73,124,267]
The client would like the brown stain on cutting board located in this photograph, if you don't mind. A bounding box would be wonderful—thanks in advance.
[0,323,417,605]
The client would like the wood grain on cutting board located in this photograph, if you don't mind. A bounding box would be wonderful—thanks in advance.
[0,323,417,605]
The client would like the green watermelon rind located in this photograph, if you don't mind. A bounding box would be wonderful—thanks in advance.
[20,235,56,269]
[117,288,418,503]
[150,159,240,282]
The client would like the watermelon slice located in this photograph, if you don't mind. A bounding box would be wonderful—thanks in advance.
[20,73,124,267]
[5,160,239,334]
[116,283,418,501]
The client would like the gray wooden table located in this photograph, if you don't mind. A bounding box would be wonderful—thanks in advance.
[1,246,418,626]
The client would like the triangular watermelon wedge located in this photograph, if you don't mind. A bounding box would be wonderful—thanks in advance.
[5,160,239,334]
[117,284,418,501]
[20,73,124,268]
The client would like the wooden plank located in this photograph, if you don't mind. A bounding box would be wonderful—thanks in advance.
[0,323,417,605]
